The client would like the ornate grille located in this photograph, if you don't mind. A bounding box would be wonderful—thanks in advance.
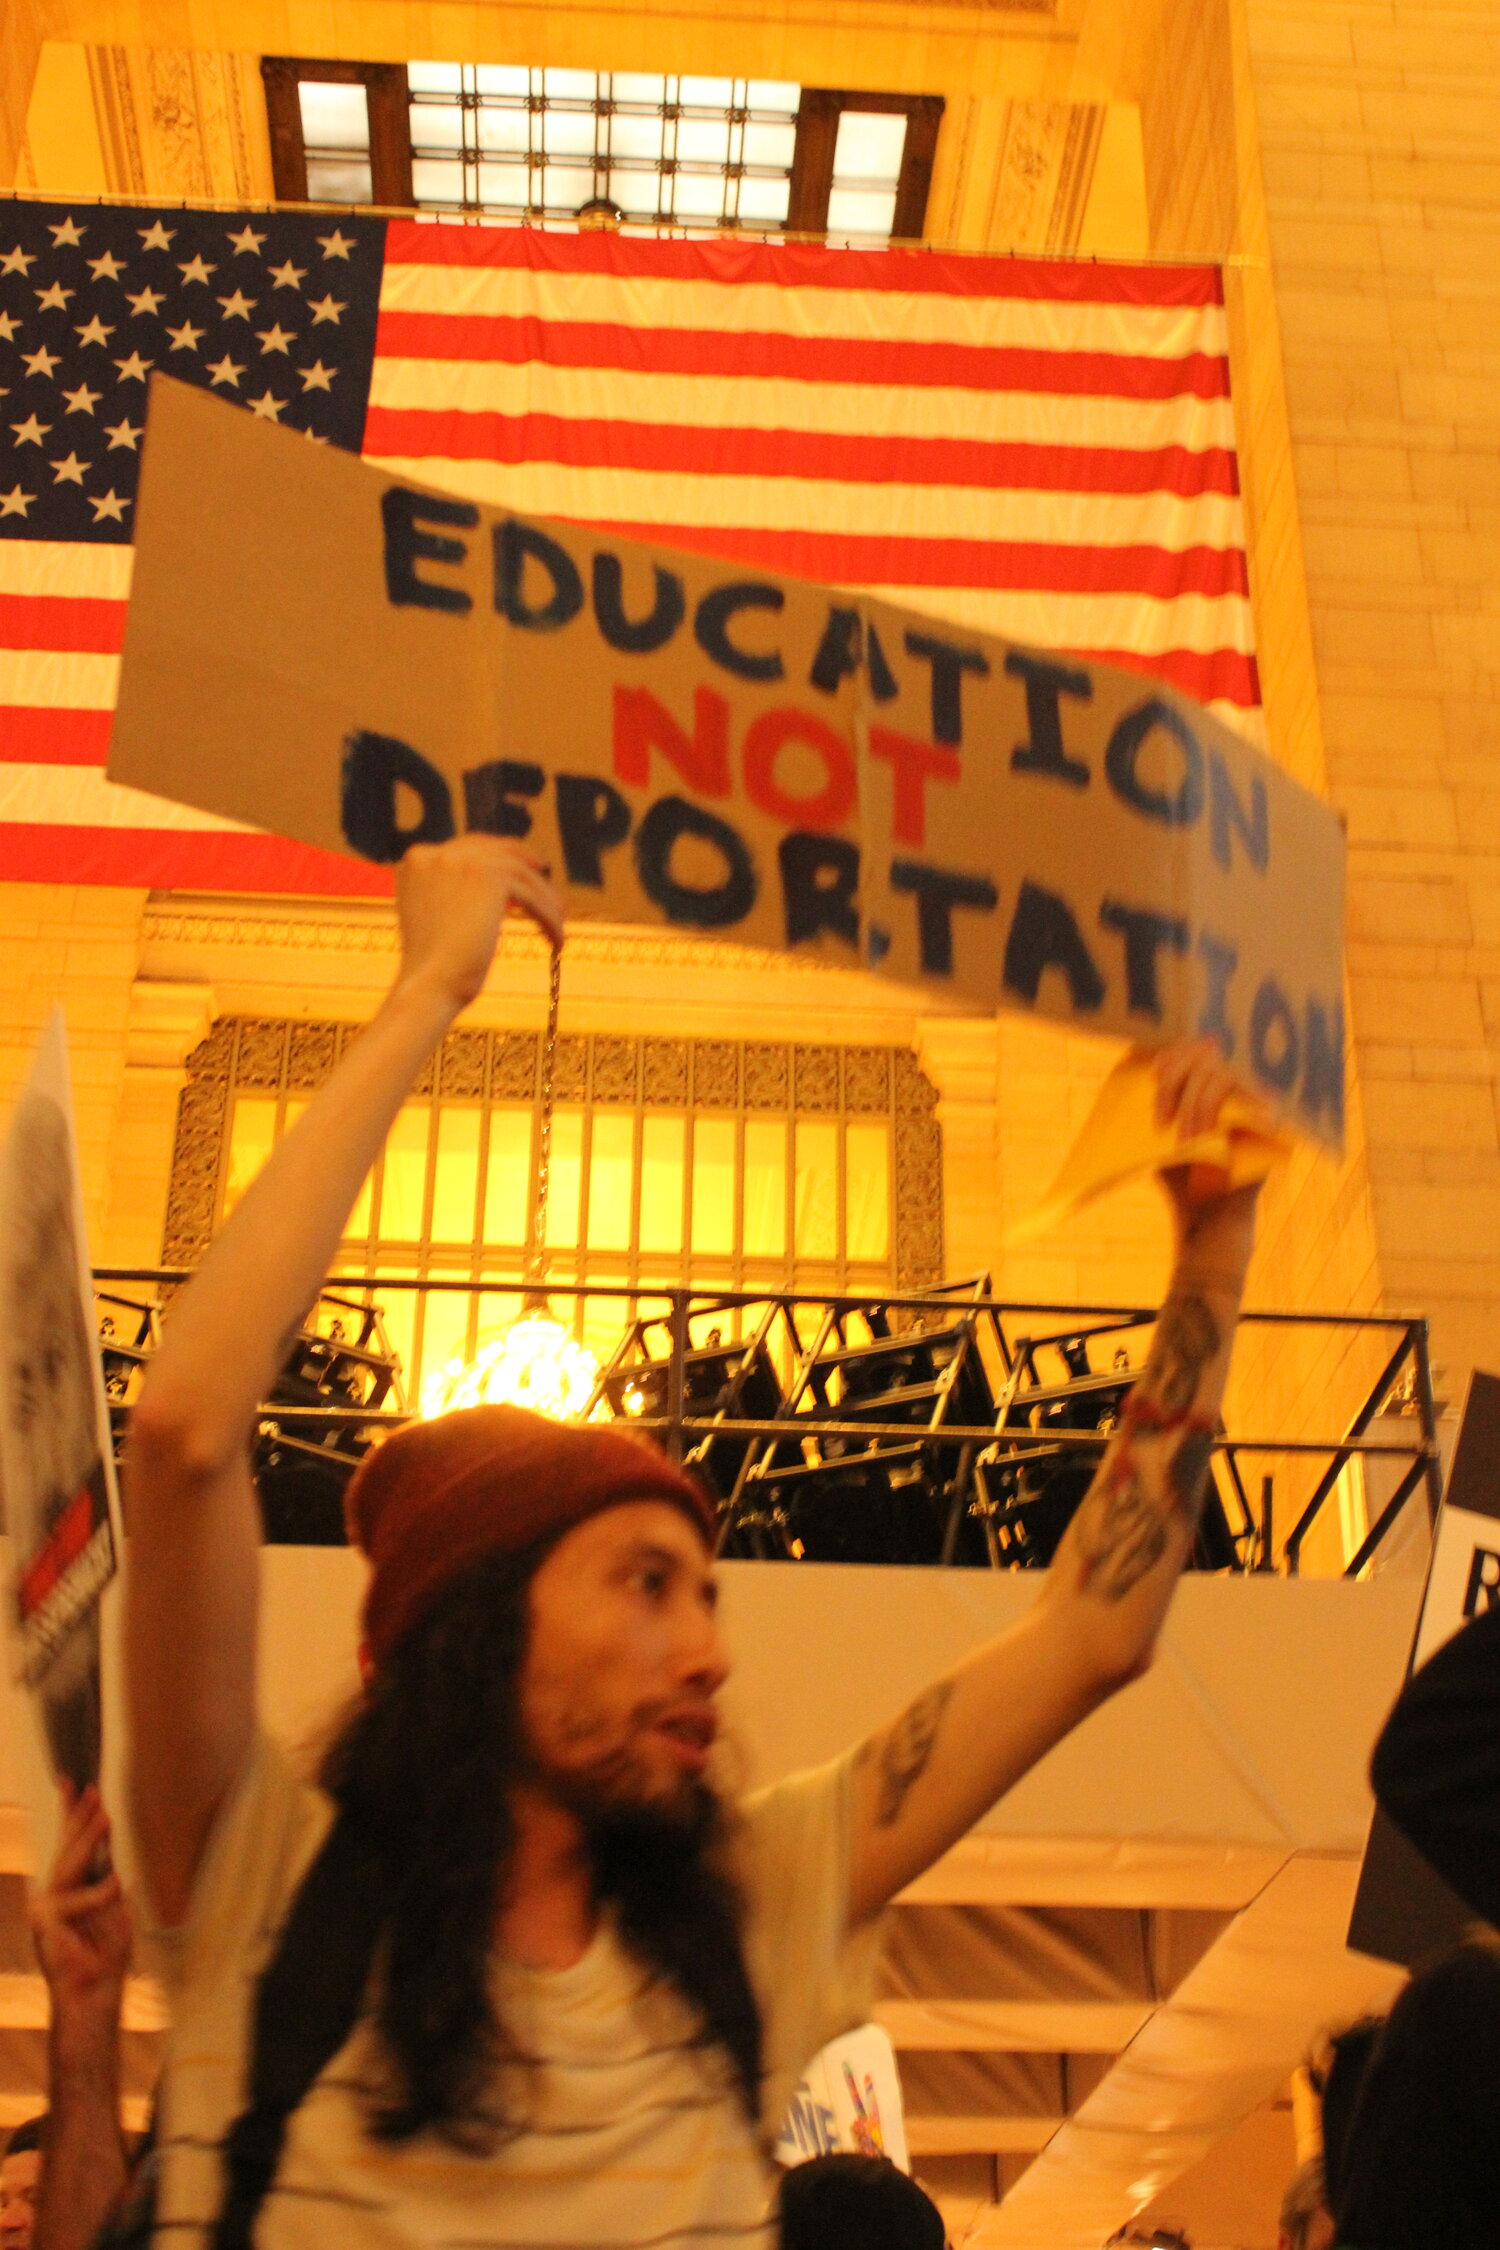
[164,1020,943,1395]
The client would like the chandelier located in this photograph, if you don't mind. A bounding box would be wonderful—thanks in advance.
[421,946,601,1422]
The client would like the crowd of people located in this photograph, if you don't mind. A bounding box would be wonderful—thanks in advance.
[6,838,1496,2249]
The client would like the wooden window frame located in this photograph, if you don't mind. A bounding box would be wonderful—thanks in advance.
[786,90,944,241]
[261,57,413,207]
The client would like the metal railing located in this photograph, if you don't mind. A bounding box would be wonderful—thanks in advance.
[93,1268,1442,1579]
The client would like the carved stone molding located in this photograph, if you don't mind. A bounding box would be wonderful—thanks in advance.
[141,899,846,979]
[124,979,216,1074]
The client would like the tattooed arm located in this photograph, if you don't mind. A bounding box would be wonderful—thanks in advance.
[847,1042,1261,1924]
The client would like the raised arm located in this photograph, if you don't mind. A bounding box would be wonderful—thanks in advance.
[124,838,563,1923]
[848,1043,1261,1924]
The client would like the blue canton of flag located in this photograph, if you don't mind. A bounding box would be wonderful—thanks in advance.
[0,199,385,544]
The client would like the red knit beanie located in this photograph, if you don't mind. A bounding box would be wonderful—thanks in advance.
[345,1402,715,1669]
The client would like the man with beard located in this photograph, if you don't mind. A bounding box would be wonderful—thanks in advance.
[123,836,1263,2249]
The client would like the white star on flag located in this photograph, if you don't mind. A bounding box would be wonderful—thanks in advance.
[22,345,61,378]
[166,321,204,351]
[114,351,153,381]
[247,390,285,421]
[139,221,176,250]
[90,489,129,523]
[1,246,36,275]
[75,315,114,347]
[62,383,101,415]
[104,419,143,450]
[207,354,244,388]
[10,414,49,446]
[217,289,256,320]
[298,360,335,391]
[88,250,126,281]
[49,216,84,246]
[256,323,294,354]
[227,224,268,254]
[50,451,88,485]
[0,484,32,516]
[127,286,165,316]
[0,312,17,341]
[178,255,215,285]
[269,261,307,290]
[308,295,345,325]
[36,281,73,311]
[318,229,355,259]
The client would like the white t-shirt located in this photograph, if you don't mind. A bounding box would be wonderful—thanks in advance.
[148,1733,882,2249]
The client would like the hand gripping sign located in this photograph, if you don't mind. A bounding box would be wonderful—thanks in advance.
[111,377,1346,1147]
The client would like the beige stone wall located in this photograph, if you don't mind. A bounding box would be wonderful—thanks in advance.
[1240,0,1500,1411]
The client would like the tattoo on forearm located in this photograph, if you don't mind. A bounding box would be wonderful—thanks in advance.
[1072,1291,1224,1601]
[1142,1292,1221,1414]
[1076,1467,1170,1599]
[873,1682,954,1826]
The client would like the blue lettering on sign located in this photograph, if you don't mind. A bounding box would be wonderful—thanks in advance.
[777,2088,840,2160]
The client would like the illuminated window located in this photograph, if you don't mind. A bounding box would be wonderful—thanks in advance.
[165,1021,942,1401]
[263,60,942,242]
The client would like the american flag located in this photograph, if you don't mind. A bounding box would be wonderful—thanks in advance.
[0,199,1259,896]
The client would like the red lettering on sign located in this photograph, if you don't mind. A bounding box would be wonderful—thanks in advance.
[867,727,962,849]
[742,708,856,833]
[613,684,731,797]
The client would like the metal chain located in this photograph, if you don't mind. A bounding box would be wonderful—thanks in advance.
[530,944,562,1285]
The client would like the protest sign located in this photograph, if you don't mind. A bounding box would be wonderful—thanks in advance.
[0,1009,122,1843]
[774,2023,910,2173]
[111,376,1347,1145]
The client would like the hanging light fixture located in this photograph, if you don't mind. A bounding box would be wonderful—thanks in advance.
[421,946,601,1422]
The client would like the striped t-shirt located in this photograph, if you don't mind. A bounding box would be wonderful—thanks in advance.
[148,1732,882,2249]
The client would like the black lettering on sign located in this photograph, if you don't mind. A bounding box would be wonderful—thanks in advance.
[865,620,899,702]
[809,606,862,696]
[694,582,785,682]
[592,552,685,654]
[555,773,631,887]
[636,796,758,928]
[1302,997,1344,1136]
[903,631,990,746]
[1099,900,1189,1019]
[380,487,477,614]
[1197,932,1238,1055]
[1006,651,1092,789]
[463,759,544,839]
[1464,1544,1500,1620]
[1249,977,1299,1094]
[780,833,860,948]
[1105,699,1205,827]
[494,519,585,631]
[1003,881,1107,1012]
[1209,753,1269,873]
[341,731,455,862]
[889,860,998,976]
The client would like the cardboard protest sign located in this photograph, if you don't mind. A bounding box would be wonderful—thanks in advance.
[0,1009,122,1821]
[111,375,1347,1145]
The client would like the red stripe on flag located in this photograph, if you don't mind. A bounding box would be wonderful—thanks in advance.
[1074,645,1262,709]
[362,407,1241,498]
[0,707,114,764]
[573,521,1249,600]
[0,593,126,655]
[382,221,1224,307]
[373,312,1230,400]
[0,824,395,895]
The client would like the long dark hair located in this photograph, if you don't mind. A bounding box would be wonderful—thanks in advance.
[315,1539,763,2148]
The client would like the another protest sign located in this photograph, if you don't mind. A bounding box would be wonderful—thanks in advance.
[0,1009,122,1848]
[775,2023,910,2173]
[110,376,1347,1145]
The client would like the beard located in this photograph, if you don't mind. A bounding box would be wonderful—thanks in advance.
[545,1749,721,1850]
